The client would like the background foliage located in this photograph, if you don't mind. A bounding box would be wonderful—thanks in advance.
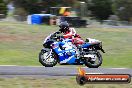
[112,0,132,22]
[0,0,7,18]
[2,0,132,22]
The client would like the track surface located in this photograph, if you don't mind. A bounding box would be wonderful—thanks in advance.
[0,66,132,78]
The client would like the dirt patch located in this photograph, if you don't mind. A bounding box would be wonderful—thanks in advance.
[0,35,17,42]
[0,34,45,42]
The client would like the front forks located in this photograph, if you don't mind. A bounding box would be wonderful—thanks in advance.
[41,48,52,59]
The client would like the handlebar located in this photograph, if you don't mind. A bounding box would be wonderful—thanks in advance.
[50,31,63,41]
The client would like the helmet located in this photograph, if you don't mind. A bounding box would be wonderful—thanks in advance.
[59,21,70,33]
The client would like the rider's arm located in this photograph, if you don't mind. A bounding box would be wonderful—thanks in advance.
[69,28,76,36]
[63,32,73,38]
[63,28,77,38]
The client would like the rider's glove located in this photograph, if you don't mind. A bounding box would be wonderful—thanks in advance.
[55,31,61,34]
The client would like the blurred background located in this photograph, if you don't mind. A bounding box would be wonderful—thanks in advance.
[0,0,132,26]
[0,1,132,87]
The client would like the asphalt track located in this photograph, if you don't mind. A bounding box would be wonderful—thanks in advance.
[0,66,132,78]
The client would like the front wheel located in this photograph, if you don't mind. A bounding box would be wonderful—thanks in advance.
[39,49,57,67]
[84,51,102,68]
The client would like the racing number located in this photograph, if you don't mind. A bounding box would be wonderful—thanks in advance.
[58,53,63,56]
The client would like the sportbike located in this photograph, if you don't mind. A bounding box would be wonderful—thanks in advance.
[39,32,105,68]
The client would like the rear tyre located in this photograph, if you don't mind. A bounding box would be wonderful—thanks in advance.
[84,51,102,68]
[39,49,57,67]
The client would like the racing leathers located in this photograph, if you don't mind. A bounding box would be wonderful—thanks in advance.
[63,27,84,46]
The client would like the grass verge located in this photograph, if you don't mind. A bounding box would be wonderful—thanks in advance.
[0,21,132,67]
[0,77,131,88]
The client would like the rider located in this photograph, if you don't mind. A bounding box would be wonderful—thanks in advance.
[59,21,84,46]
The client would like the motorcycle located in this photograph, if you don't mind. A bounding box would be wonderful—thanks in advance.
[39,32,105,68]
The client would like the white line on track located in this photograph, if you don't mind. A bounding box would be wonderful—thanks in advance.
[0,65,17,66]
[107,68,128,69]
[86,73,104,74]
[0,65,130,70]
[72,73,104,74]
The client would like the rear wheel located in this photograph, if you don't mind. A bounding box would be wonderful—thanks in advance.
[84,51,102,68]
[39,49,57,67]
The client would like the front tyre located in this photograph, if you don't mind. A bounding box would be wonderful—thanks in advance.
[84,51,102,68]
[39,49,57,67]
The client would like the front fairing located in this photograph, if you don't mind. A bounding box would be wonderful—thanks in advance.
[43,32,57,48]
[43,34,53,44]
[52,39,78,64]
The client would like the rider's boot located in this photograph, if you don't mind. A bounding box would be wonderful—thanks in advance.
[77,45,83,56]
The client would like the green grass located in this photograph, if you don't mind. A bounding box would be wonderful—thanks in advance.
[0,21,132,67]
[0,77,131,88]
